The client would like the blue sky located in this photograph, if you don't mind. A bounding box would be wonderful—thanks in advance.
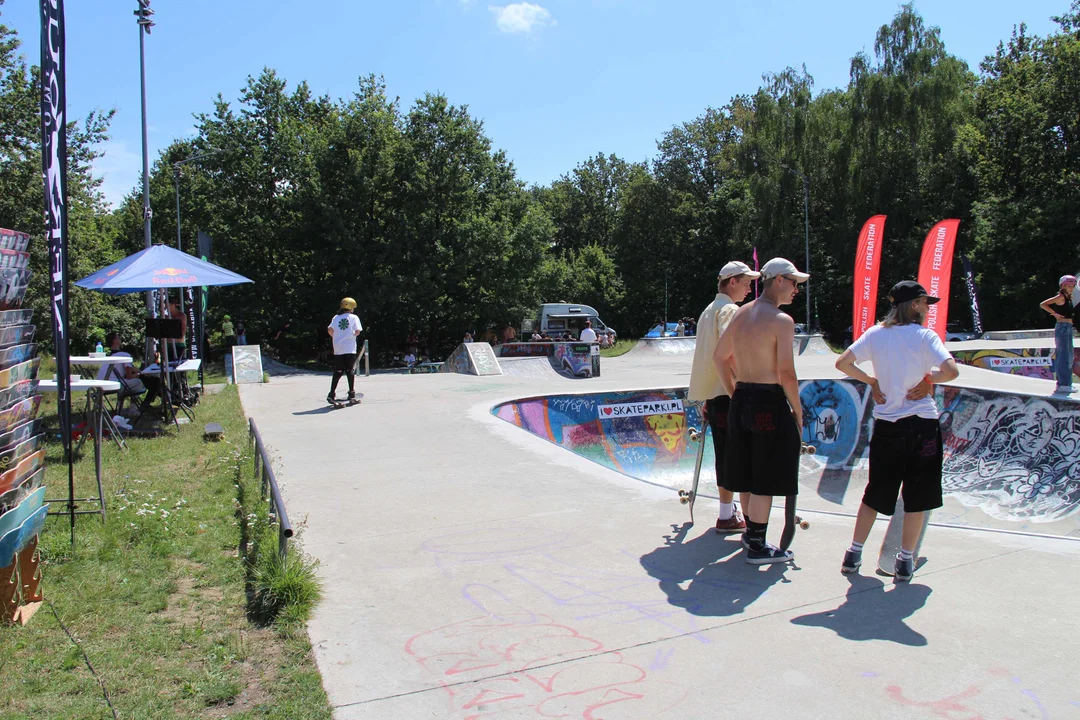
[1,0,1070,207]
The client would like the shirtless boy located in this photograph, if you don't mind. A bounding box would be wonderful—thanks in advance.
[713,257,808,564]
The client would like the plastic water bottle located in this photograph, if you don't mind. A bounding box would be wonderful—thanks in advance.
[95,341,104,355]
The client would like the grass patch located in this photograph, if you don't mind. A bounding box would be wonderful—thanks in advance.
[0,385,331,719]
[600,338,638,358]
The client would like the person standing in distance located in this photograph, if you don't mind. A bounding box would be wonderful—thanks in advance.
[327,297,363,405]
[1039,275,1076,393]
[714,257,807,563]
[834,280,959,580]
[687,261,759,533]
[579,320,598,343]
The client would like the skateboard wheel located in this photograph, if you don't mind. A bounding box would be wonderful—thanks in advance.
[800,521,810,529]
[679,496,689,505]
[688,429,701,442]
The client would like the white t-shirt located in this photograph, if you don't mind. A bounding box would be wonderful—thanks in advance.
[579,328,597,343]
[848,323,953,421]
[328,312,362,355]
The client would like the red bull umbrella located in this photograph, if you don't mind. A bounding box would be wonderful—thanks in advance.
[74,244,252,295]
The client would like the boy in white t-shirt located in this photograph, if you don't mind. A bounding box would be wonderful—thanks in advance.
[327,297,363,404]
[834,280,959,580]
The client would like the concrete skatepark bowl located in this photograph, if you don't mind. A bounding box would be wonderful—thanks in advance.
[238,340,1080,719]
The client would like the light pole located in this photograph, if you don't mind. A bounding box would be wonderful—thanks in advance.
[136,1,155,353]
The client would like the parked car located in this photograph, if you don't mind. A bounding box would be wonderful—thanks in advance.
[645,323,682,338]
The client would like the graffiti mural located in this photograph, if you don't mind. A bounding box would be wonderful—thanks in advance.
[798,380,872,469]
[953,346,1080,382]
[493,389,707,485]
[497,381,1080,526]
[939,387,1080,522]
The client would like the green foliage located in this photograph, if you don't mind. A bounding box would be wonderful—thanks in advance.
[2,4,1078,353]
[0,14,143,355]
[250,549,323,630]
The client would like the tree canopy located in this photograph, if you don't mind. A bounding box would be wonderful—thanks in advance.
[2,2,1079,360]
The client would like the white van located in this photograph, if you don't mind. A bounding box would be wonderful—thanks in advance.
[522,303,616,340]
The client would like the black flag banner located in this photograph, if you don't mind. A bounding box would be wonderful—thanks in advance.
[961,254,983,336]
[40,0,76,538]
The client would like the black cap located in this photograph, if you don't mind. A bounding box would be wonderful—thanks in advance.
[889,280,939,306]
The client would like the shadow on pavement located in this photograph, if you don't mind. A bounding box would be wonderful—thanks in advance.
[292,405,342,416]
[790,574,931,646]
[639,522,793,618]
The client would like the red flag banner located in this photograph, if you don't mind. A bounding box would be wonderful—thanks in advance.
[851,215,886,342]
[917,219,960,341]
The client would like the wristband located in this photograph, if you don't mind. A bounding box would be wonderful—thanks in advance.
[924,374,934,385]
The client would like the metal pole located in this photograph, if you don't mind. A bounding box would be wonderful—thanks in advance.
[137,6,156,363]
[174,166,184,319]
[803,176,810,332]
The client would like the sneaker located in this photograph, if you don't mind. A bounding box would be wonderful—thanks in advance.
[894,554,915,581]
[327,393,338,404]
[347,392,358,403]
[1056,385,1075,394]
[841,550,862,574]
[740,531,751,550]
[746,543,794,565]
[714,511,747,534]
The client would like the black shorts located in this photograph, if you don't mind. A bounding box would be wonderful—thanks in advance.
[705,395,730,489]
[723,383,800,497]
[332,353,357,372]
[864,416,943,515]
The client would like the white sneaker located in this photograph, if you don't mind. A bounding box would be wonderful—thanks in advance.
[1055,385,1074,393]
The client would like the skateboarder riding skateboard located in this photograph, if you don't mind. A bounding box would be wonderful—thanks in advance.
[834,280,959,580]
[327,297,363,406]
[713,257,807,564]
[688,260,759,533]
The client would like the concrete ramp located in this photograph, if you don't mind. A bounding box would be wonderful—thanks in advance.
[439,343,502,376]
[948,337,1080,383]
[983,329,1055,341]
[628,337,696,356]
[498,357,566,379]
[493,380,1080,537]
[793,334,834,355]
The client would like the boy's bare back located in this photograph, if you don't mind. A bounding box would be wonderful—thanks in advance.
[726,299,796,384]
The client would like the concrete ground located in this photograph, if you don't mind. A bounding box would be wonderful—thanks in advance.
[239,350,1080,719]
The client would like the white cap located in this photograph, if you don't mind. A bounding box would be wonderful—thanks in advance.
[718,261,761,280]
[760,257,809,281]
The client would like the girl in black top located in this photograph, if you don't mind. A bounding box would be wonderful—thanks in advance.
[1039,275,1077,391]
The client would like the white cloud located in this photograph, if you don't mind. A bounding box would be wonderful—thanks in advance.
[93,140,142,210]
[489,3,555,34]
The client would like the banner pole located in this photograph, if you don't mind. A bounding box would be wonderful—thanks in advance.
[40,0,76,543]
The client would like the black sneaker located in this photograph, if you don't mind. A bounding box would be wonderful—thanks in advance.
[347,392,357,403]
[327,393,338,405]
[740,531,751,550]
[894,554,914,581]
[746,543,793,565]
[841,550,862,574]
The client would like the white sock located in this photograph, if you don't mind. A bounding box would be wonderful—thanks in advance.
[848,541,864,554]
[718,502,734,521]
[899,547,914,561]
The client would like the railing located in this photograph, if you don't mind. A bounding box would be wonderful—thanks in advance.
[359,339,370,377]
[248,418,293,559]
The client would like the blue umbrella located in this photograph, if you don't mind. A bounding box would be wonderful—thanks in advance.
[74,244,252,295]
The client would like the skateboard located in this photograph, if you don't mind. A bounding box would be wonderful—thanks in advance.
[328,393,364,409]
[677,420,708,524]
[779,443,815,551]
[877,495,931,576]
